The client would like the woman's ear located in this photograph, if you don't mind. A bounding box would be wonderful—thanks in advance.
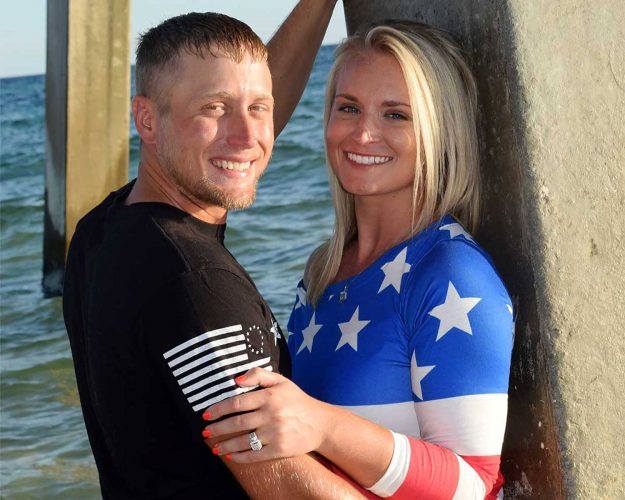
[132,95,157,144]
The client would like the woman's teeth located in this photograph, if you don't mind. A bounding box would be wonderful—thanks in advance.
[347,152,393,165]
[211,159,251,171]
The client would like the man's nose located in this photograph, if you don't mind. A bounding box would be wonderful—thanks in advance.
[226,111,256,149]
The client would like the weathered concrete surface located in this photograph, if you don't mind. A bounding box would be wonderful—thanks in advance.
[344,1,625,497]
[44,0,130,295]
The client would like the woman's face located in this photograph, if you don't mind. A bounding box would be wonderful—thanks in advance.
[326,50,417,202]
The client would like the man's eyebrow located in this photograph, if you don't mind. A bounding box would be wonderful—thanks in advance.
[196,91,233,101]
[255,92,274,102]
[195,91,274,102]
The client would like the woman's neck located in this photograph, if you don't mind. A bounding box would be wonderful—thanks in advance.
[336,192,414,281]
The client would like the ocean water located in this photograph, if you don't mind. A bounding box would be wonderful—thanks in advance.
[0,46,336,498]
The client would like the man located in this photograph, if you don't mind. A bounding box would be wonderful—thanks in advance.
[63,3,360,498]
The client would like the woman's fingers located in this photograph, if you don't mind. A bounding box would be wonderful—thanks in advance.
[204,407,267,439]
[235,367,286,388]
[212,429,292,464]
[212,429,271,456]
[203,387,264,421]
[204,369,287,421]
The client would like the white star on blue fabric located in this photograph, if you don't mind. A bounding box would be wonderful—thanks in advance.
[294,286,307,310]
[428,281,481,341]
[410,352,435,400]
[378,247,411,294]
[297,312,322,354]
[336,306,370,352]
[439,222,474,241]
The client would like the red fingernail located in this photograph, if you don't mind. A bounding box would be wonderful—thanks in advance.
[234,375,246,384]
[202,429,212,438]
[225,453,232,461]
[212,447,220,455]
[202,411,212,420]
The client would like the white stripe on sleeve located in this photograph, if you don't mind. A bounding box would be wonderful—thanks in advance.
[414,393,508,455]
[163,324,242,359]
[366,432,410,497]
[339,401,420,439]
[452,454,486,500]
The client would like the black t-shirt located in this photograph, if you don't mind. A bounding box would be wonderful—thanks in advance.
[63,182,290,499]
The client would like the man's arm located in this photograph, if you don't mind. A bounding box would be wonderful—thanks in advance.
[218,449,364,499]
[146,268,362,499]
[268,0,339,136]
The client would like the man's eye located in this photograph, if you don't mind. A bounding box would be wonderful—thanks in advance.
[337,104,359,114]
[203,103,225,112]
[249,104,270,112]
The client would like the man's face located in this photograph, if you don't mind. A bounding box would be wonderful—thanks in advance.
[155,51,274,210]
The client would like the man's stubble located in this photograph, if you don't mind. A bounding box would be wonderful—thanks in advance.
[156,118,260,212]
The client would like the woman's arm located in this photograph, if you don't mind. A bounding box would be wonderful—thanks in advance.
[203,369,488,499]
[204,368,394,489]
[267,0,339,137]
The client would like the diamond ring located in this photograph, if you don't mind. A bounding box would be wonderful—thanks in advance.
[248,431,263,452]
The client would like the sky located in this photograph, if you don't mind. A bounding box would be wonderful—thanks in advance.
[0,0,347,78]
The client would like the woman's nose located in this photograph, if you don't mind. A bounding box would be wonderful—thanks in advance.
[351,115,379,144]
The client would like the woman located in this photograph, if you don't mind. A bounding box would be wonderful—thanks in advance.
[203,21,513,499]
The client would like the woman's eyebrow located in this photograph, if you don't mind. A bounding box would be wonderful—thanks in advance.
[383,100,411,107]
[335,93,359,102]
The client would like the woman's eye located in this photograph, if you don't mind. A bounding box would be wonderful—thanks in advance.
[338,104,359,114]
[386,111,408,120]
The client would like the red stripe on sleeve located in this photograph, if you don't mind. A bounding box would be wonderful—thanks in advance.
[389,438,459,499]
[317,443,503,499]
[459,454,502,497]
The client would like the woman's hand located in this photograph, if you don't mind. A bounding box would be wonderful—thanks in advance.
[202,367,330,463]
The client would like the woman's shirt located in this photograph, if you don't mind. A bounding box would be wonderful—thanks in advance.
[287,215,514,499]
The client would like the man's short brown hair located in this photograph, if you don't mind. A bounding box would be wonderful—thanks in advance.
[135,12,267,111]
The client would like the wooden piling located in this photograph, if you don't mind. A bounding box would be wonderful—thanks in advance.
[43,0,130,295]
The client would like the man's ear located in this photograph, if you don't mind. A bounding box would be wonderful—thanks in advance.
[132,95,158,144]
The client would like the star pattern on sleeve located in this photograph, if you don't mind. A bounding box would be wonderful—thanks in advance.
[428,281,481,341]
[439,222,474,241]
[410,352,436,400]
[296,312,322,355]
[336,306,370,352]
[378,247,411,294]
[294,286,307,310]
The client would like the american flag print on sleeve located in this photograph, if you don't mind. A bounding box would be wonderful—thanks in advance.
[163,323,274,413]
[288,215,513,499]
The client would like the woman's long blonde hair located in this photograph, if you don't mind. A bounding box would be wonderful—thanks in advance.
[305,21,480,306]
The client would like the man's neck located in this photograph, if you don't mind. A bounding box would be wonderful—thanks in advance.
[126,156,228,225]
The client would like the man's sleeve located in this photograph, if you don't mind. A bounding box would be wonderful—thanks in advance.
[140,268,286,435]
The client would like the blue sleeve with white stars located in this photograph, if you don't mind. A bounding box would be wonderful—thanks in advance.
[401,238,513,403]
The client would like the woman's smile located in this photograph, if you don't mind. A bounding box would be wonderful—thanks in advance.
[326,50,417,200]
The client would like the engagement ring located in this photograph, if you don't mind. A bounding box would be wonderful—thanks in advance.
[248,431,263,452]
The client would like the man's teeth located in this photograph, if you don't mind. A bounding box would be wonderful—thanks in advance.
[212,159,251,171]
[347,152,393,165]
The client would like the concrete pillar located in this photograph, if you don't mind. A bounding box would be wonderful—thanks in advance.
[43,0,130,295]
[343,1,625,497]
